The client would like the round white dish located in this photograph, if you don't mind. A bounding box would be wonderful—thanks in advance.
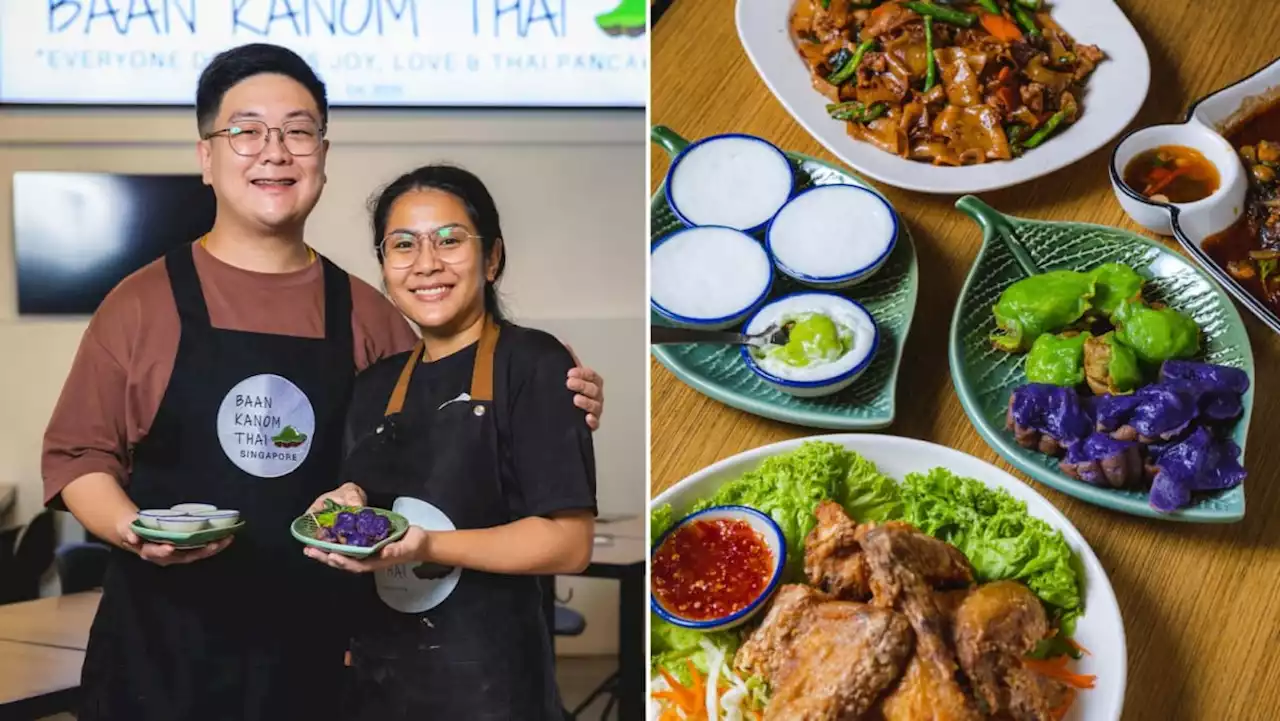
[740,292,879,397]
[170,503,217,514]
[651,225,774,330]
[156,515,208,533]
[735,0,1150,194]
[651,434,1127,721]
[193,509,241,528]
[649,504,787,632]
[766,184,898,289]
[137,509,183,529]
[664,133,795,232]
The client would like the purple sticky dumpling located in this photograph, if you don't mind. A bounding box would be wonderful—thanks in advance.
[1159,360,1250,395]
[1148,427,1247,513]
[1009,384,1095,442]
[1060,433,1146,489]
[1096,385,1197,442]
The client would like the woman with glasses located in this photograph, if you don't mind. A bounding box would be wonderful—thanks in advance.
[303,165,597,720]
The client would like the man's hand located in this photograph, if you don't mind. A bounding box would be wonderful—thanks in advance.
[308,482,367,512]
[304,526,430,573]
[117,515,232,566]
[564,344,604,431]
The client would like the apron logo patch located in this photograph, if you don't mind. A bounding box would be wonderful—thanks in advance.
[216,373,316,479]
[376,497,462,614]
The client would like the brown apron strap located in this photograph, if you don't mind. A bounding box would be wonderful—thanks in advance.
[469,317,501,402]
[383,317,499,416]
[383,340,425,417]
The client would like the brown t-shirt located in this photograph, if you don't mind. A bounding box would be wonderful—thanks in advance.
[41,243,420,507]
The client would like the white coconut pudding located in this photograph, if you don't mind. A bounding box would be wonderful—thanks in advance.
[667,135,794,231]
[742,292,879,397]
[651,226,774,329]
[767,185,897,288]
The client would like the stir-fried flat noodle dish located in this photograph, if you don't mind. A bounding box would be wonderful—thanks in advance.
[1204,97,1280,312]
[789,0,1104,165]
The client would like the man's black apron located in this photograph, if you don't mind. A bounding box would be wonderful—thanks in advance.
[78,243,357,721]
[341,317,564,720]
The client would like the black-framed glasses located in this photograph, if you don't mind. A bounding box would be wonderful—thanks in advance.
[380,226,479,269]
[203,119,325,157]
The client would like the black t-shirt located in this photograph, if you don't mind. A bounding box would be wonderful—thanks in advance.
[340,321,598,521]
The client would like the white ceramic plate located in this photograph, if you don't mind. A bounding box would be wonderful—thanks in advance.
[651,434,1127,721]
[735,0,1151,194]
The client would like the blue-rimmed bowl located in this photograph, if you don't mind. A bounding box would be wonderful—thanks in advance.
[650,225,774,330]
[739,292,880,398]
[663,132,795,234]
[650,505,786,632]
[765,184,899,289]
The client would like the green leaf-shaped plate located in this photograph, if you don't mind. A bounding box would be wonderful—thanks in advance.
[132,520,245,550]
[650,126,919,430]
[290,505,410,558]
[949,196,1255,522]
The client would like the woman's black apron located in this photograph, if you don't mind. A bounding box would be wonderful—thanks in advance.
[78,244,357,721]
[342,317,564,720]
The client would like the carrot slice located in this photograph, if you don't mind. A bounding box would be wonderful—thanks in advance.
[980,12,1023,42]
[1023,656,1098,689]
[1067,637,1092,656]
[1143,166,1187,196]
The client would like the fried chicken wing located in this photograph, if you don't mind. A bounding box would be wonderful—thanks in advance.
[735,584,915,721]
[804,500,872,600]
[952,580,1069,720]
[861,524,983,721]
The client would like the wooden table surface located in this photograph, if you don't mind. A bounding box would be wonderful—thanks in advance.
[650,2,1280,719]
[0,591,99,651]
[0,639,84,707]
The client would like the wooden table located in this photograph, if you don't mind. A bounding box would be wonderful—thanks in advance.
[651,2,1280,720]
[0,591,100,651]
[0,639,84,720]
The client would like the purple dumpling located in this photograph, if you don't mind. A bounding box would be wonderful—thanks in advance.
[1006,384,1095,456]
[1159,360,1250,395]
[1095,384,1197,443]
[1148,427,1247,513]
[1060,433,1147,489]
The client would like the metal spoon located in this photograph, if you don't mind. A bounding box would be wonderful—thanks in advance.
[650,322,791,348]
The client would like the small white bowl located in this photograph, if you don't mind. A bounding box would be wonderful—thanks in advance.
[193,509,240,528]
[137,509,184,529]
[1109,121,1247,237]
[156,515,208,533]
[766,184,898,289]
[739,292,879,398]
[664,133,795,233]
[170,503,218,514]
[650,505,786,632]
[650,226,774,330]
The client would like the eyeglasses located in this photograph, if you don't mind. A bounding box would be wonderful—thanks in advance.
[203,119,325,157]
[380,226,478,269]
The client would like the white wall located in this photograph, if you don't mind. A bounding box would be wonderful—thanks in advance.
[0,106,646,655]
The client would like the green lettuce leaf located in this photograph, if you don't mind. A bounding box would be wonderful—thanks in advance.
[650,614,744,685]
[898,467,1083,633]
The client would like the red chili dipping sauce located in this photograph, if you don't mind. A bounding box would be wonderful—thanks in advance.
[652,518,773,621]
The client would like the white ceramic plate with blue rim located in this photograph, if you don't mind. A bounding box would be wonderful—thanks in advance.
[650,434,1127,721]
[735,0,1151,194]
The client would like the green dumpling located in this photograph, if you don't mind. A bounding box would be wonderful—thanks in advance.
[1112,299,1201,364]
[991,270,1096,353]
[1083,332,1142,395]
[1025,332,1091,387]
[1088,263,1145,318]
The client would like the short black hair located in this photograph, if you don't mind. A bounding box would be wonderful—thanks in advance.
[195,43,328,136]
[369,165,508,322]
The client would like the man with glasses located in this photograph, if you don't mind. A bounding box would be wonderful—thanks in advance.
[41,43,606,721]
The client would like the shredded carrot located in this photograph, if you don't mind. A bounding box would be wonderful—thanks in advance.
[657,667,699,712]
[1023,656,1098,689]
[1143,166,1187,196]
[980,12,1023,42]
[1067,637,1092,656]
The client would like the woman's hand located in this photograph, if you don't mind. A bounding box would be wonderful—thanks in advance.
[117,514,233,566]
[303,526,430,573]
[308,482,367,512]
[564,344,604,431]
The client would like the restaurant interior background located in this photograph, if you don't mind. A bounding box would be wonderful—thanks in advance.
[1,60,645,687]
